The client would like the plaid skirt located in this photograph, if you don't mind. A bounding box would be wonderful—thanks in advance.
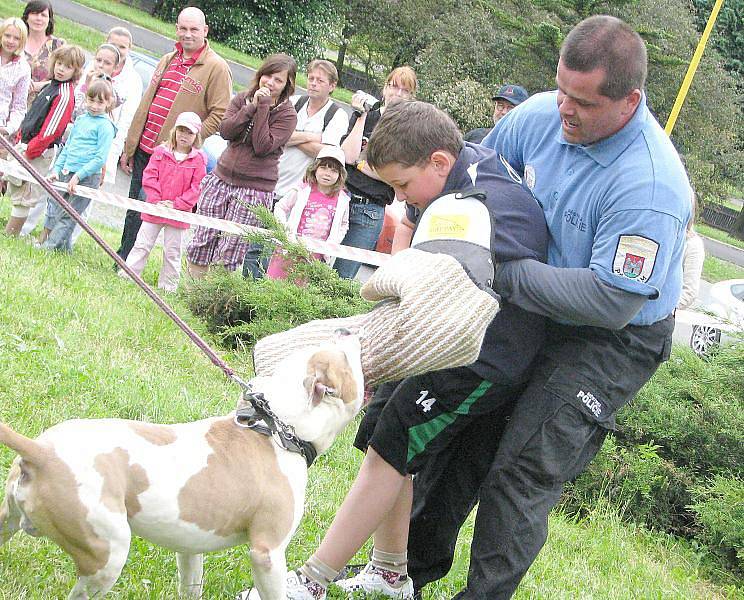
[185,173,275,270]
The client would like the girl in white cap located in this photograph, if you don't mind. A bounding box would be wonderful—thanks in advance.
[121,111,207,292]
[266,144,350,279]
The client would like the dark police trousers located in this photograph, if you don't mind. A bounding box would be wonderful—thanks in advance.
[407,316,674,599]
[116,146,151,261]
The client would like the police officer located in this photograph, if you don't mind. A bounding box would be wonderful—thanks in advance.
[406,14,692,599]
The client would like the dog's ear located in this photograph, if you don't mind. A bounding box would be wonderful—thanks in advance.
[303,375,327,407]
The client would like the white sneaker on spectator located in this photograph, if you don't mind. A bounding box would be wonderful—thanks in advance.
[236,570,326,600]
[334,563,414,598]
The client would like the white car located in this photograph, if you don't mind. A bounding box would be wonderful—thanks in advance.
[128,49,159,90]
[687,279,744,356]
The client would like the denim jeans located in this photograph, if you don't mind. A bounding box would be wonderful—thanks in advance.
[333,201,385,279]
[242,242,270,279]
[41,171,101,251]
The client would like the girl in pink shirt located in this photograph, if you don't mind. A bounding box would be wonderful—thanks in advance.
[267,145,350,280]
[121,112,206,292]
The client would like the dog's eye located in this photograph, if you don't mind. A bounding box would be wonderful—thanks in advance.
[325,387,338,397]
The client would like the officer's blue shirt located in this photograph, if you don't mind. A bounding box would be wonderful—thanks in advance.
[408,143,548,386]
[482,91,691,326]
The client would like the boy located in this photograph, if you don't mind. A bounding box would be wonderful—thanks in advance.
[238,100,548,600]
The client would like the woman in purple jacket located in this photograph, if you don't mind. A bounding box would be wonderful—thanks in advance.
[186,53,298,277]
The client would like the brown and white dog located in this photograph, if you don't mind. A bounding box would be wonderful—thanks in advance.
[0,331,364,599]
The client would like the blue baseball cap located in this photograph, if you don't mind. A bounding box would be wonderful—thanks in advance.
[492,84,529,106]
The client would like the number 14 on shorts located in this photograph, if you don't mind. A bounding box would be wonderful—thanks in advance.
[416,390,436,413]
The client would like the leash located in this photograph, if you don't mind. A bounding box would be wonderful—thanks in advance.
[0,137,314,463]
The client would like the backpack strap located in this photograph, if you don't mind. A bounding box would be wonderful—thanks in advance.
[293,95,309,113]
[293,95,341,133]
[322,103,341,131]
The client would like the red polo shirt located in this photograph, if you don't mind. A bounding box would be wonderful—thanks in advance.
[138,42,205,154]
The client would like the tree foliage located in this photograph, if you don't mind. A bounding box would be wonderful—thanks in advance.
[691,0,744,79]
[329,0,742,193]
[155,0,336,65]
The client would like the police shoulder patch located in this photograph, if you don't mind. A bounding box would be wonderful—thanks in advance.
[612,235,659,283]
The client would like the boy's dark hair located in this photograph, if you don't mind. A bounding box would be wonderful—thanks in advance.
[247,53,297,106]
[48,45,86,83]
[22,0,55,37]
[304,157,346,195]
[560,15,647,100]
[367,101,462,169]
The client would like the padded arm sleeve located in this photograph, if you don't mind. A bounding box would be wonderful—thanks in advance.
[494,259,647,330]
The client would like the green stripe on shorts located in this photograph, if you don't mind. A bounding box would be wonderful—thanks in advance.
[406,379,493,464]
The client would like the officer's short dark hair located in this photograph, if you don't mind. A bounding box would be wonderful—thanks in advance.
[367,101,463,169]
[560,15,647,100]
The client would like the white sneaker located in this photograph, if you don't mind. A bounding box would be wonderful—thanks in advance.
[236,571,327,600]
[334,563,414,599]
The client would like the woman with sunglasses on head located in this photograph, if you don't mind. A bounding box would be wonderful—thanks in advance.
[333,66,417,280]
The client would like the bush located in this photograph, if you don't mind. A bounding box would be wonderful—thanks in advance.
[182,211,372,349]
[561,343,743,577]
[184,270,371,349]
[616,344,744,476]
[155,0,338,66]
[689,475,744,574]
[427,79,493,133]
[563,436,695,536]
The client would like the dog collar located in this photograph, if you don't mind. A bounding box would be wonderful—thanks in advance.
[234,391,318,468]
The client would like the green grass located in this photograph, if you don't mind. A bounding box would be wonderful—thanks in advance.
[698,223,744,251]
[703,255,744,283]
[0,206,740,598]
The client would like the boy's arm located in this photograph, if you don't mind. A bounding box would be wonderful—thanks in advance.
[25,84,75,159]
[391,215,415,254]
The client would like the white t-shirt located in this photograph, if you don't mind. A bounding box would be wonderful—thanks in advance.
[274,95,349,197]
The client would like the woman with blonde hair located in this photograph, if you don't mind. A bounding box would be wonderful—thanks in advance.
[333,66,418,279]
[0,17,31,147]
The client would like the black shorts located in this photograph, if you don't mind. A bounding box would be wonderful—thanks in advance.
[354,367,524,476]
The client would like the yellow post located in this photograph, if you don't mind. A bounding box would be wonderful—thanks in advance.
[665,0,725,135]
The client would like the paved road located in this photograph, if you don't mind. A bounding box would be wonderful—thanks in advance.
[702,236,744,267]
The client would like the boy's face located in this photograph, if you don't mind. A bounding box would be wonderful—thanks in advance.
[375,155,450,211]
[54,60,76,82]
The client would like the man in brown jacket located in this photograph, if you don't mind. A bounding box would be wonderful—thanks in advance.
[116,6,232,261]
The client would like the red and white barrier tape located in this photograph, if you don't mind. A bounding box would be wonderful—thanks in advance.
[1,158,391,267]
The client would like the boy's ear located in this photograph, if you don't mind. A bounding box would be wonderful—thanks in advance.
[429,150,455,176]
